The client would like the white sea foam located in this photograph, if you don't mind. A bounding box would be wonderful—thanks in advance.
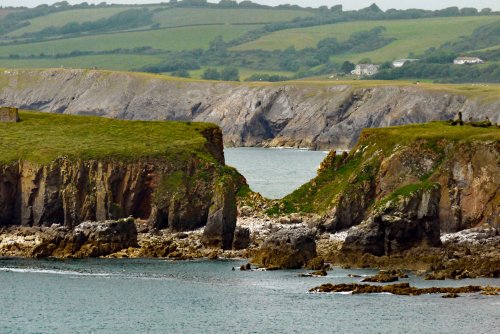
[0,267,113,276]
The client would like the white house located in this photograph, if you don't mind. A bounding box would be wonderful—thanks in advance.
[351,64,379,76]
[453,57,484,65]
[392,59,419,68]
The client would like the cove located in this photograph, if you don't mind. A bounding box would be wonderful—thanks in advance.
[224,147,329,199]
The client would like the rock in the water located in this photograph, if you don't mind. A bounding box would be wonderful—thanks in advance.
[362,270,407,283]
[310,282,488,296]
[252,227,317,269]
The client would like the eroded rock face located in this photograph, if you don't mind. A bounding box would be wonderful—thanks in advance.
[252,227,317,269]
[202,178,238,250]
[0,218,137,258]
[0,124,244,252]
[1,69,499,150]
[343,187,442,256]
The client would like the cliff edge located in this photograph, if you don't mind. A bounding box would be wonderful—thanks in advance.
[0,110,245,257]
[0,68,499,150]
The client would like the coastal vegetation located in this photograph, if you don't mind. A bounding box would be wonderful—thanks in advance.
[0,110,220,164]
[271,121,500,215]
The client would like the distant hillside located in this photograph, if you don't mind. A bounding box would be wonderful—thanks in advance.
[0,2,499,82]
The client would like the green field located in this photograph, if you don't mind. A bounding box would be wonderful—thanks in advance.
[232,16,500,62]
[0,24,259,57]
[152,8,314,27]
[0,54,163,71]
[6,7,133,37]
[0,110,218,164]
[187,67,294,80]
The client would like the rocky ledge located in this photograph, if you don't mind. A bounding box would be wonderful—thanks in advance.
[309,282,500,296]
[0,218,137,258]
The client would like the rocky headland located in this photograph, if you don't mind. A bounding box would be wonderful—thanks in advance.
[239,121,500,278]
[0,109,498,283]
[0,68,499,150]
[0,110,245,258]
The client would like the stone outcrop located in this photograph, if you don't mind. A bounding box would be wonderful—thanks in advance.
[251,227,317,269]
[0,106,19,122]
[1,69,499,150]
[0,158,240,237]
[342,187,442,256]
[309,282,496,296]
[0,218,137,258]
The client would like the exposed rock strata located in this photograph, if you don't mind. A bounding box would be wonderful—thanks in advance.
[1,69,499,150]
[0,218,137,258]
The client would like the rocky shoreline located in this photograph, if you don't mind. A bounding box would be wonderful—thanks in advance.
[1,213,498,281]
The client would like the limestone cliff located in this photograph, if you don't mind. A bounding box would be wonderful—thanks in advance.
[275,122,499,256]
[0,111,246,252]
[1,69,499,150]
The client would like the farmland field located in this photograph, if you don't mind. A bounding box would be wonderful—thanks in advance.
[152,8,314,27]
[232,16,500,62]
[6,7,133,37]
[0,54,163,71]
[0,24,260,57]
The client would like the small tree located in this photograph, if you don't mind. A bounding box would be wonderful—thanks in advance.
[220,67,239,81]
[202,68,220,80]
[341,61,355,74]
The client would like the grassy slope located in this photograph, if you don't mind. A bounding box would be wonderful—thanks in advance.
[0,54,164,71]
[279,122,499,213]
[188,67,294,80]
[0,110,218,165]
[232,16,500,62]
[0,24,259,57]
[152,8,314,27]
[6,7,132,37]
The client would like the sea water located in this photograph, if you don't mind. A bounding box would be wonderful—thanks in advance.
[0,258,498,333]
[225,147,328,199]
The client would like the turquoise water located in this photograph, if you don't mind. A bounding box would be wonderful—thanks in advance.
[1,258,498,333]
[225,148,328,199]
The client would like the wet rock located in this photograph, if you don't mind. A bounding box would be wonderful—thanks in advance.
[307,256,325,270]
[252,227,317,269]
[310,282,488,296]
[311,269,328,276]
[362,270,402,283]
[442,293,460,298]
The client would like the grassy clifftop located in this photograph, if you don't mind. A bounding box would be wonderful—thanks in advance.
[273,122,500,215]
[0,110,220,164]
